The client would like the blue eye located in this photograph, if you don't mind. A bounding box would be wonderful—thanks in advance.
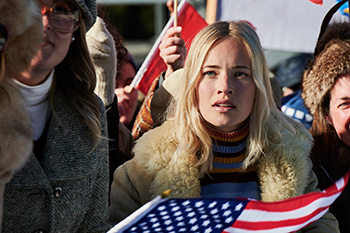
[203,71,216,77]
[234,72,247,78]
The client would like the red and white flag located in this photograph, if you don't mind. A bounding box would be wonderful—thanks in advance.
[109,171,348,233]
[131,0,208,95]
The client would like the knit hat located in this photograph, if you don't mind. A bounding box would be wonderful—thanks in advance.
[302,39,350,115]
[74,0,96,31]
[275,53,312,88]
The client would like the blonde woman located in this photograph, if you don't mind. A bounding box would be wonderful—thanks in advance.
[2,0,109,232]
[108,21,339,232]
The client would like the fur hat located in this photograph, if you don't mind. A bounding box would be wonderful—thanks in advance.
[302,39,350,115]
[314,21,350,57]
[75,0,97,31]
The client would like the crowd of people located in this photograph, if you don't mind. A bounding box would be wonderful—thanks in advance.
[0,0,349,232]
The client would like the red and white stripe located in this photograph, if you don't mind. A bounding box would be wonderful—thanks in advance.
[224,172,349,233]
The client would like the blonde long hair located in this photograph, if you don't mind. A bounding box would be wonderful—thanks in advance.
[50,22,102,146]
[171,21,297,175]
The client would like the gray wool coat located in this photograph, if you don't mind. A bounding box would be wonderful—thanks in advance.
[2,93,110,233]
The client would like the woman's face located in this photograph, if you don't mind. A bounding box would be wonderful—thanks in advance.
[328,74,350,147]
[115,62,138,126]
[28,0,75,83]
[197,38,256,132]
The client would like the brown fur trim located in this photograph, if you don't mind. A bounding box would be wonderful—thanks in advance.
[302,39,350,115]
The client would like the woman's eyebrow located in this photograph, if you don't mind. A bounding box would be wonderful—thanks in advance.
[233,65,251,70]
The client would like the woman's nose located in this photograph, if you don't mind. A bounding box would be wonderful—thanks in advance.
[41,3,52,31]
[217,74,234,95]
[42,14,52,31]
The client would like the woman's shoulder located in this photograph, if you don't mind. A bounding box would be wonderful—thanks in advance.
[134,119,177,149]
[134,119,177,147]
[132,119,178,170]
[263,115,314,177]
[259,117,314,200]
[263,113,313,163]
[277,115,314,151]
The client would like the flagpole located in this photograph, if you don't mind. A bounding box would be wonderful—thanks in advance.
[205,0,217,24]
[174,0,178,27]
[107,190,172,233]
[130,0,187,89]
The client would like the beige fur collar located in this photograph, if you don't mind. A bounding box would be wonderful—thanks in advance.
[133,118,313,201]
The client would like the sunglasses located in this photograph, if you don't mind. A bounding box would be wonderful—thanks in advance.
[41,0,81,33]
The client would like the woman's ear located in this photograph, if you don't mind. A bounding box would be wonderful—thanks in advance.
[324,109,333,126]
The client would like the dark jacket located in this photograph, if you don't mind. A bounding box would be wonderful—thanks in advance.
[2,93,110,233]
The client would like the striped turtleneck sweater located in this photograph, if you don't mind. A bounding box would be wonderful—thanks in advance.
[200,124,260,200]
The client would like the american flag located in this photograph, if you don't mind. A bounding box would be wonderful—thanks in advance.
[108,171,348,233]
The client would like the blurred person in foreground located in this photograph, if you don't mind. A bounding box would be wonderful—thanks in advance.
[2,0,110,232]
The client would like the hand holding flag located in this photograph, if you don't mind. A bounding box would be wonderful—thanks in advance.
[108,171,348,233]
[158,27,186,79]
[131,0,208,95]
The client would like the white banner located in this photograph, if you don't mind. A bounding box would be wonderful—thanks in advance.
[216,0,347,53]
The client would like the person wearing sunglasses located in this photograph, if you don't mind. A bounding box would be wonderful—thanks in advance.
[1,0,110,232]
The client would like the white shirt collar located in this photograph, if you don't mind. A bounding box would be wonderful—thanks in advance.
[14,70,54,140]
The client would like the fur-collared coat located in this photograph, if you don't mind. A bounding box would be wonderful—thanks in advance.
[2,93,110,233]
[108,118,339,232]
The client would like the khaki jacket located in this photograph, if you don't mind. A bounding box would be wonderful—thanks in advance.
[109,118,339,232]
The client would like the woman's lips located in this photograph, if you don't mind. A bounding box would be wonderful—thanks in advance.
[213,99,236,112]
[41,37,53,47]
